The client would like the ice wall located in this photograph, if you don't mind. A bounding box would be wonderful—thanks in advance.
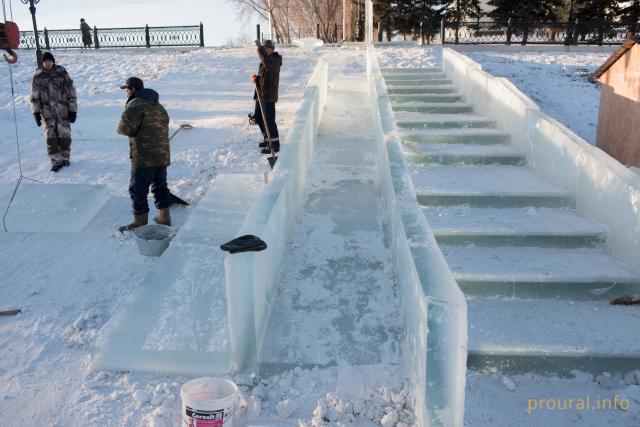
[368,45,468,427]
[224,59,329,374]
[442,48,640,266]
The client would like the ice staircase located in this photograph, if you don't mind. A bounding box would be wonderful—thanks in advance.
[381,67,640,375]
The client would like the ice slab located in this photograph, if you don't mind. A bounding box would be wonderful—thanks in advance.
[410,165,569,197]
[93,173,263,375]
[0,183,109,233]
[442,245,640,284]
[400,128,510,144]
[425,207,607,238]
[468,298,640,359]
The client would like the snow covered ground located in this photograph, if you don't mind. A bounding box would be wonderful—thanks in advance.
[468,51,611,145]
[1,43,637,427]
[0,46,321,426]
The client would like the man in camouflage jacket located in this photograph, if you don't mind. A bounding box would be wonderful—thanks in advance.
[251,39,282,154]
[30,51,77,172]
[116,77,172,232]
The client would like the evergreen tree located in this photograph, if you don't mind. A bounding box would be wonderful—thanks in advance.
[441,0,482,43]
[618,0,640,36]
[574,0,620,44]
[487,0,562,43]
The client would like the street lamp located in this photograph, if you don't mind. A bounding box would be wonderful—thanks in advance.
[20,0,42,68]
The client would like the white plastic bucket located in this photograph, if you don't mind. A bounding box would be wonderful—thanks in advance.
[133,224,174,257]
[180,377,239,427]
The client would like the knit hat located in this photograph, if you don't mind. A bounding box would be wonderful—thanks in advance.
[120,77,144,90]
[263,39,275,49]
[42,51,55,63]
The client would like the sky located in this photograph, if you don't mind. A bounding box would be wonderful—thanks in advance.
[3,0,268,47]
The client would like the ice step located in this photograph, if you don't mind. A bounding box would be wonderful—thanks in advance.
[400,128,510,145]
[385,74,447,87]
[387,85,457,95]
[381,67,443,74]
[385,75,448,83]
[424,206,608,247]
[442,245,640,298]
[467,298,640,374]
[404,143,526,165]
[394,113,496,129]
[392,102,474,114]
[385,78,453,86]
[410,165,574,208]
[389,93,464,103]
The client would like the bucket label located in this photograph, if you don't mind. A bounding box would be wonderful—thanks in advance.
[185,406,225,427]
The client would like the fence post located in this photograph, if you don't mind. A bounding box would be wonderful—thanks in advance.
[94,26,99,49]
[440,18,446,45]
[145,24,151,48]
[43,27,50,50]
[335,23,338,43]
[506,17,512,45]
[199,22,204,47]
[572,18,579,45]
[256,24,261,42]
[316,23,321,40]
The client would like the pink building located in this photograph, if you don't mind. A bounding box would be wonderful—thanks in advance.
[594,38,640,167]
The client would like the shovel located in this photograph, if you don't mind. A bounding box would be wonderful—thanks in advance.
[253,82,278,169]
[169,123,193,141]
[167,123,193,206]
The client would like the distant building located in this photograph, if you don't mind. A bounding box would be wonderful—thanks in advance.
[593,38,640,167]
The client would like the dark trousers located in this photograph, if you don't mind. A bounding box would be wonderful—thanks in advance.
[129,166,171,215]
[254,100,279,142]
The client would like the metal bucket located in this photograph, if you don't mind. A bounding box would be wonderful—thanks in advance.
[133,224,174,257]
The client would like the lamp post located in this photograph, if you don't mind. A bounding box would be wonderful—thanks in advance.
[21,0,42,68]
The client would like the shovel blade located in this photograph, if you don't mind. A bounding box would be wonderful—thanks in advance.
[170,192,190,206]
[267,156,277,169]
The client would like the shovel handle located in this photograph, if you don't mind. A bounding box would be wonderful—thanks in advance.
[253,82,277,168]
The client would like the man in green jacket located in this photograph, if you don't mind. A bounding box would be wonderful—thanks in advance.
[117,77,172,232]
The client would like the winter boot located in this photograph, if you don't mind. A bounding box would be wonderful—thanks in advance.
[118,212,148,233]
[50,162,64,172]
[261,140,280,154]
[62,160,70,167]
[154,208,172,226]
[258,141,268,148]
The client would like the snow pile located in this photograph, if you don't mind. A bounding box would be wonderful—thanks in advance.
[234,365,415,427]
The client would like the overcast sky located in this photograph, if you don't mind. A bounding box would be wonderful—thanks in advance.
[5,0,268,46]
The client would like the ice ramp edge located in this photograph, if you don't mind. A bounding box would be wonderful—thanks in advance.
[370,46,467,427]
[91,173,264,376]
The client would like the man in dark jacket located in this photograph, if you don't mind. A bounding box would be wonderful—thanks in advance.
[30,51,77,172]
[251,39,282,154]
[80,19,92,49]
[117,77,172,232]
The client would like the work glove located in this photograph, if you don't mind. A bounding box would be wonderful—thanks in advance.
[34,112,42,127]
[68,111,77,123]
[251,74,257,83]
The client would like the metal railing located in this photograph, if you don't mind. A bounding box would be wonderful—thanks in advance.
[19,24,204,49]
[441,20,635,45]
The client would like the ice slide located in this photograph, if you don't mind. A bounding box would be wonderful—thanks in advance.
[92,48,467,427]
